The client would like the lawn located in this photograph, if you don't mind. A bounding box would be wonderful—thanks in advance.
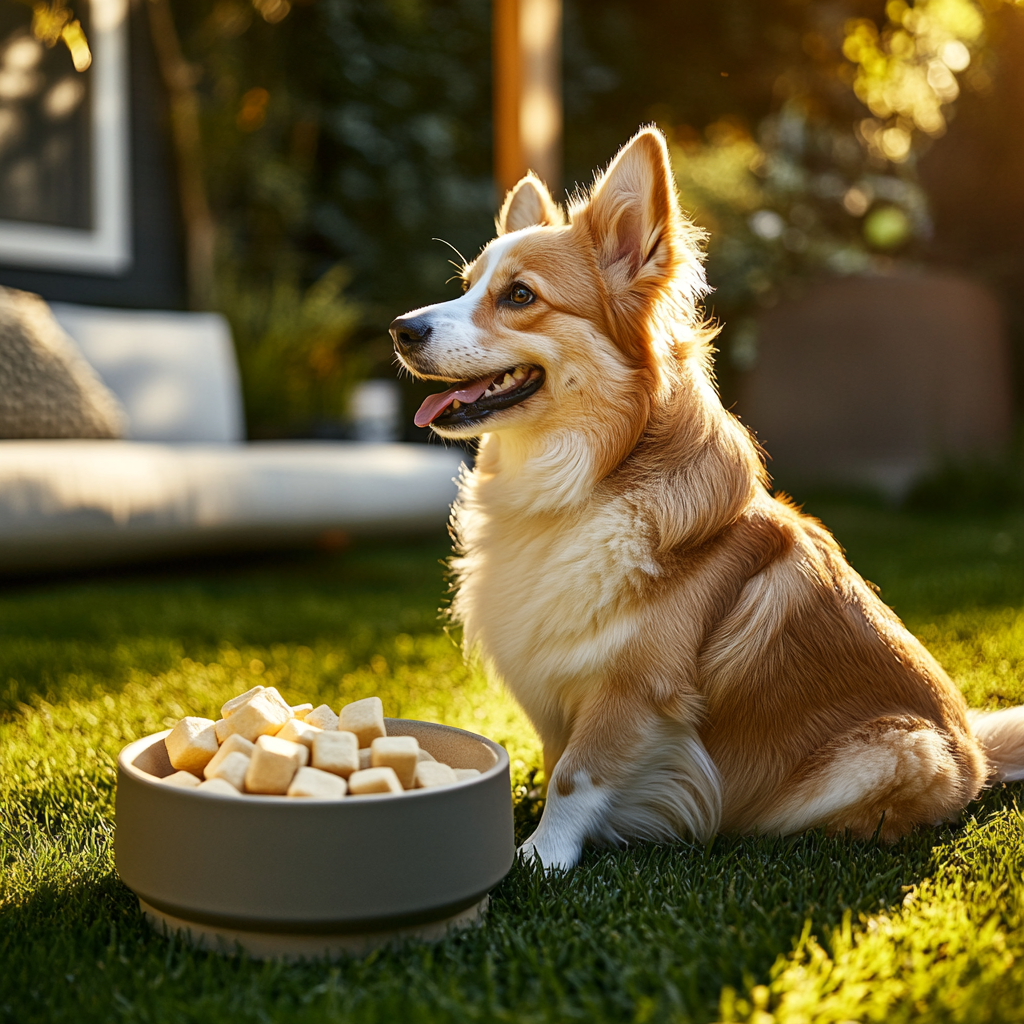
[2,499,1023,1024]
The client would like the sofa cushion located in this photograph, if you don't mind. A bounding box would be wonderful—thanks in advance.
[0,287,127,440]
[0,440,463,572]
[49,304,245,444]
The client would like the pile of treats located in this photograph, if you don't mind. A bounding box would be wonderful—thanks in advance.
[158,687,480,799]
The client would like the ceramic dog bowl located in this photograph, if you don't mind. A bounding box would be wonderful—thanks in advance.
[115,718,514,958]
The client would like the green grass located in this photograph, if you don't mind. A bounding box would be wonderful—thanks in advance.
[2,502,1024,1024]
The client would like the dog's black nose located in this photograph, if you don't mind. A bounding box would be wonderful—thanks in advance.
[390,316,432,353]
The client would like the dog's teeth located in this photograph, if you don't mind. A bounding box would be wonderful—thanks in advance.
[452,400,461,409]
[502,373,515,388]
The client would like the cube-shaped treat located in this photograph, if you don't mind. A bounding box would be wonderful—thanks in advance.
[160,770,202,789]
[312,730,359,778]
[220,685,264,719]
[278,718,321,750]
[358,748,372,771]
[196,777,241,796]
[339,696,386,747]
[206,750,251,791]
[165,717,219,775]
[348,766,403,796]
[414,761,458,789]
[215,718,231,743]
[287,766,348,799]
[217,691,292,744]
[454,768,481,781]
[305,704,339,731]
[245,735,309,794]
[370,736,419,789]
[204,733,256,779]
[261,687,293,716]
[290,703,314,719]
[416,748,437,763]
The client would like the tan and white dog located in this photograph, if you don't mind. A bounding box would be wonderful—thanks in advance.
[390,128,1024,869]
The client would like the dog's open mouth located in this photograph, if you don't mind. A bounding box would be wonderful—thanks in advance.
[414,364,544,428]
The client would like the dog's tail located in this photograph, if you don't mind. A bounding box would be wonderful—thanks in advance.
[968,707,1024,782]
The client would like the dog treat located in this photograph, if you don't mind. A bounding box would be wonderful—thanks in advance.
[370,736,419,789]
[217,691,292,744]
[245,735,309,794]
[288,766,348,799]
[414,761,458,789]
[278,718,321,750]
[305,704,340,731]
[204,733,256,779]
[312,730,360,778]
[221,685,265,718]
[206,750,251,791]
[339,696,386,746]
[165,717,219,775]
[160,770,202,789]
[196,777,242,796]
[348,766,404,795]
[153,688,486,802]
[263,687,293,714]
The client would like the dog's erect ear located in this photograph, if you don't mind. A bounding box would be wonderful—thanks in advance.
[578,127,707,363]
[584,128,681,294]
[497,173,564,235]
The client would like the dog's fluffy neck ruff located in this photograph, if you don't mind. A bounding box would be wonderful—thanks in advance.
[462,339,760,540]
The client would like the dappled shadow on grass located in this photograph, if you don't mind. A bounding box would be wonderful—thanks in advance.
[6,791,1021,1024]
[1,777,1021,1024]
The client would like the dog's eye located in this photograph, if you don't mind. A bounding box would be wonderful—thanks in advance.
[509,283,535,305]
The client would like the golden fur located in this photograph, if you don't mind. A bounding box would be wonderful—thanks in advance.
[391,128,1024,868]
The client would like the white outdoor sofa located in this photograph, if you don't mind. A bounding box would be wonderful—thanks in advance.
[0,304,463,572]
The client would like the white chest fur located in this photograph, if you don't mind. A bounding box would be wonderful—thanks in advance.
[451,474,659,744]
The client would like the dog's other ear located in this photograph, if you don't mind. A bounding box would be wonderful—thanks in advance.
[497,173,564,235]
[581,128,704,355]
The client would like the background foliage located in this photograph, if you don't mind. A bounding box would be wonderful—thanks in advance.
[171,0,494,435]
[561,0,1024,382]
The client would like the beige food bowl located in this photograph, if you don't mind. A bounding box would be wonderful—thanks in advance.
[116,718,515,959]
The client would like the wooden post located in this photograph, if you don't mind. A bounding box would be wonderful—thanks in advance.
[493,0,562,200]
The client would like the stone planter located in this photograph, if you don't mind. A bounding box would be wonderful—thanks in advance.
[736,271,1013,498]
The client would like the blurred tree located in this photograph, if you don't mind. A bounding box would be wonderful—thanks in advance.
[171,0,493,312]
[563,0,1024,388]
[162,0,494,436]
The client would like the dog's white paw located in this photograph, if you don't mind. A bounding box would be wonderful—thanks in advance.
[517,832,582,871]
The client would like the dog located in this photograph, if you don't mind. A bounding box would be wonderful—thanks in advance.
[390,127,1024,869]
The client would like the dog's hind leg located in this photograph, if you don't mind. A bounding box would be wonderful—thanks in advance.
[752,714,986,841]
[520,692,721,869]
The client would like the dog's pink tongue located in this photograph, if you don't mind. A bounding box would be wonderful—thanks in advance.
[415,377,492,427]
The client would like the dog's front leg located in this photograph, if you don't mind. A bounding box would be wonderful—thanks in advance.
[519,690,694,870]
[518,763,611,870]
